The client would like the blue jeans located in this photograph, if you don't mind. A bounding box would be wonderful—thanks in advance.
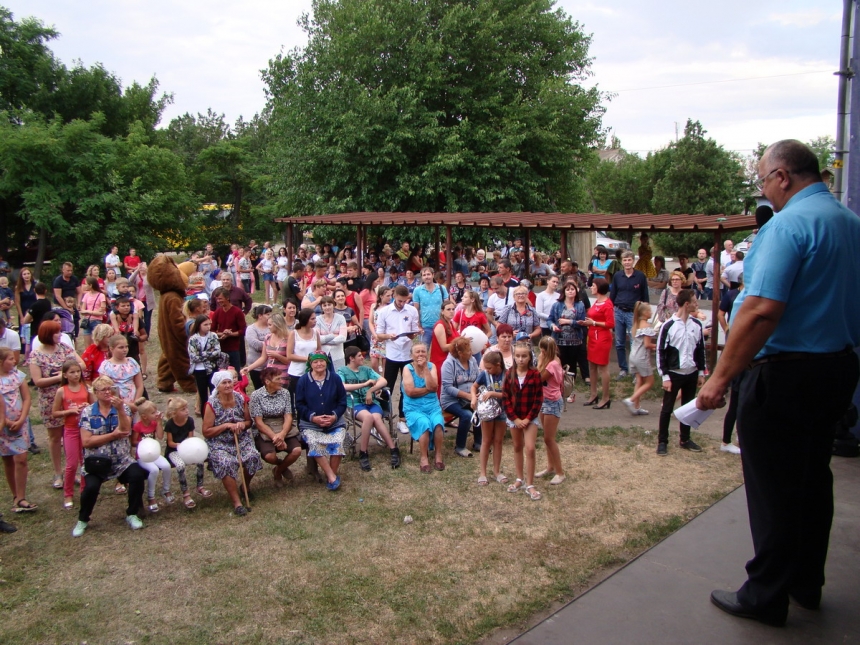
[421,327,435,348]
[614,309,634,373]
[444,399,482,450]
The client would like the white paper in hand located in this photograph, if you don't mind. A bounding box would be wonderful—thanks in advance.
[673,398,714,429]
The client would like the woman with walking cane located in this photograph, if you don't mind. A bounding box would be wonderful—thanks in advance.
[202,370,261,516]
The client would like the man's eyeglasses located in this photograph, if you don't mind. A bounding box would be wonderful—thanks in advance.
[755,167,786,190]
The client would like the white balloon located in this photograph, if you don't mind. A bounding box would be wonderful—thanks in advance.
[137,437,162,463]
[177,437,209,465]
[461,326,489,355]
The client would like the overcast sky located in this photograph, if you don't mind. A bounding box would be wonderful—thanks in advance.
[7,0,842,156]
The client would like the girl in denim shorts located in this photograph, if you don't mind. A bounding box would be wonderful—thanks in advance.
[471,351,507,486]
[536,337,566,485]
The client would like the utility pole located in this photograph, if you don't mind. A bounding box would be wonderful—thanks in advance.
[834,0,854,201]
[845,0,860,214]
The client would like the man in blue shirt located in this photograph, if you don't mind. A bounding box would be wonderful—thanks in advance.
[609,251,649,378]
[700,140,860,627]
[412,267,449,347]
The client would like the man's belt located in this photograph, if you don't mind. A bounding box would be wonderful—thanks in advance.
[617,306,634,313]
[749,346,854,368]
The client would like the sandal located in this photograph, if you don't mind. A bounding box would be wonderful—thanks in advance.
[183,494,196,509]
[196,487,213,498]
[525,485,542,501]
[115,484,127,494]
[273,466,284,488]
[52,475,63,489]
[507,478,524,493]
[63,500,74,510]
[13,499,38,512]
[567,393,576,404]
[477,476,489,486]
[419,463,432,474]
[535,469,555,479]
[433,461,445,471]
[495,473,509,484]
[162,491,176,505]
[147,499,160,513]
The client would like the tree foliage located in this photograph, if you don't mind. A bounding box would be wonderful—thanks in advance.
[806,135,835,170]
[264,0,605,221]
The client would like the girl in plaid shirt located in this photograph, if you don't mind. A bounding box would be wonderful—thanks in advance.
[502,341,543,501]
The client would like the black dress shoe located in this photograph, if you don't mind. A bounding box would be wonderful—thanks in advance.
[710,590,786,627]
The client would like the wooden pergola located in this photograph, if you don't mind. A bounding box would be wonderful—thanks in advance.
[275,211,754,368]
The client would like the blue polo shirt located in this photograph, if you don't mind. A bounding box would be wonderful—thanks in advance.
[412,283,449,328]
[740,182,860,357]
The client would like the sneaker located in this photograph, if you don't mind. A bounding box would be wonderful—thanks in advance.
[656,442,668,456]
[617,370,628,379]
[390,446,401,469]
[622,398,637,415]
[233,505,249,517]
[1,517,18,534]
[680,439,702,452]
[397,420,409,435]
[636,408,650,416]
[72,520,88,537]
[454,447,473,458]
[720,443,741,454]
[125,515,143,530]
[28,443,41,455]
[358,451,372,472]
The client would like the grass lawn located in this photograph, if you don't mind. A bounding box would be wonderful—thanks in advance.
[0,290,743,645]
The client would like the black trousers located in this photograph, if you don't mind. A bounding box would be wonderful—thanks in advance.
[657,371,698,444]
[194,370,213,415]
[735,352,859,621]
[79,463,147,522]
[383,358,412,419]
[558,343,589,381]
[721,372,744,444]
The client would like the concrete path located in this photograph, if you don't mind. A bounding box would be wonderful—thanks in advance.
[510,457,860,645]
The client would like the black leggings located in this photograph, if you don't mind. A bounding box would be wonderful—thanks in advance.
[194,370,213,414]
[383,359,412,419]
[558,343,589,381]
[79,463,146,522]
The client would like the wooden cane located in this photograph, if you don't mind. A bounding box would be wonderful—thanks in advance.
[233,425,251,508]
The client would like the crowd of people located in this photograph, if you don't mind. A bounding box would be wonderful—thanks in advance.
[0,226,746,536]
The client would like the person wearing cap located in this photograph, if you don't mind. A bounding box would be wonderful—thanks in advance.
[295,353,348,491]
[202,370,261,516]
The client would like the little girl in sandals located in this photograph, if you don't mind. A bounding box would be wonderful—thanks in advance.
[131,398,174,513]
[51,359,94,509]
[502,341,544,501]
[623,301,657,416]
[164,397,210,508]
[470,351,507,486]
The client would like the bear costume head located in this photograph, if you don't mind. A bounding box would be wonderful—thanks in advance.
[148,254,189,294]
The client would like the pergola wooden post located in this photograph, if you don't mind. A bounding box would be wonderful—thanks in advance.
[709,230,723,371]
[445,224,453,287]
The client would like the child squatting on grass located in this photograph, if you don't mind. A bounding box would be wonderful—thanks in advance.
[132,398,174,513]
[164,397,211,509]
[502,341,544,501]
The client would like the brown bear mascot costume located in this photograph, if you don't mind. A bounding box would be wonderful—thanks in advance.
[148,255,197,393]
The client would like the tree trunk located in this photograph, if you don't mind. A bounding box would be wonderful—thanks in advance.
[33,226,48,281]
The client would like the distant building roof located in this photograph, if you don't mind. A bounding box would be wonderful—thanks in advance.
[598,149,625,163]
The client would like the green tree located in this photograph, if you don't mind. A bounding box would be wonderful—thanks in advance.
[586,151,652,215]
[264,0,605,222]
[0,7,60,118]
[650,120,748,256]
[807,135,835,170]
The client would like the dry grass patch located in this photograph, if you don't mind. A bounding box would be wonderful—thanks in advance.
[1,422,741,645]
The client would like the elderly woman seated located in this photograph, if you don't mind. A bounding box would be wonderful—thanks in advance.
[202,370,262,516]
[402,342,446,473]
[295,353,348,491]
[72,375,148,537]
[441,336,482,458]
[249,367,301,488]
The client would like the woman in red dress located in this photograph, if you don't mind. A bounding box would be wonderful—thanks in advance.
[580,279,614,409]
[430,301,459,398]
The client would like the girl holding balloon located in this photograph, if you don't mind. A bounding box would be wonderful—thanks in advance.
[164,397,211,509]
[132,398,173,513]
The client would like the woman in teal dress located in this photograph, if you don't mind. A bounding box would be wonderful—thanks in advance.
[401,342,445,473]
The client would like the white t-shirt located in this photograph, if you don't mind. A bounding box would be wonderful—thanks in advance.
[104,253,121,270]
[722,261,744,285]
[0,328,21,352]
[376,302,420,362]
[487,290,511,316]
[31,333,75,352]
[534,290,558,328]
